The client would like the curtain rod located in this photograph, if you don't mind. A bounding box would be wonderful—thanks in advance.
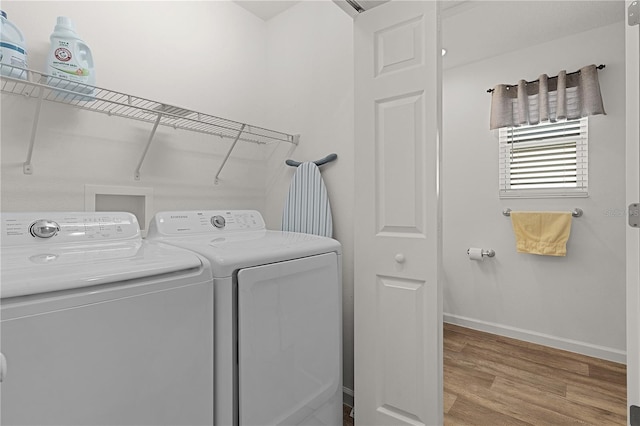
[486,64,605,94]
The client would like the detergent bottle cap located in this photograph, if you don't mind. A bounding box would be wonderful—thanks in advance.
[55,16,76,33]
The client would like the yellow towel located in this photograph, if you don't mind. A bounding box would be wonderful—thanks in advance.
[510,211,573,256]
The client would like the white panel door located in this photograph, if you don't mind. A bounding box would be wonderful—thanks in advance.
[354,2,442,425]
[627,2,640,424]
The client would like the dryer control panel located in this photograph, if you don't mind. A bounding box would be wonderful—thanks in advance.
[149,210,266,236]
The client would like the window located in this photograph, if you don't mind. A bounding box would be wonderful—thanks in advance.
[499,117,588,198]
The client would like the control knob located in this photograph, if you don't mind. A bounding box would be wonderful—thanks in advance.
[29,220,60,239]
[211,215,226,229]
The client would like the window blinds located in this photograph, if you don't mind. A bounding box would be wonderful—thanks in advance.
[499,118,588,198]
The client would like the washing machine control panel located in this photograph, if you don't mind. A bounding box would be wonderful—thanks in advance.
[2,212,141,246]
[150,210,266,235]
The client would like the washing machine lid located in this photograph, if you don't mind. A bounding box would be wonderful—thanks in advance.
[147,210,341,278]
[1,212,204,299]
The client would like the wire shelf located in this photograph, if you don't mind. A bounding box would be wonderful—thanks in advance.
[1,65,299,181]
[0,65,297,145]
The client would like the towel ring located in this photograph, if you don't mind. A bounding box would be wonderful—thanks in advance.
[502,208,583,217]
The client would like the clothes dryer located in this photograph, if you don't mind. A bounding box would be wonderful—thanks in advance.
[147,210,342,426]
[0,212,214,426]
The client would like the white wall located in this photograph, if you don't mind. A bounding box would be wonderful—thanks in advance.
[1,1,273,218]
[262,1,356,398]
[1,0,358,400]
[443,22,627,361]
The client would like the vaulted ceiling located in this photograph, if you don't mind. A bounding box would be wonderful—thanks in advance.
[233,0,624,70]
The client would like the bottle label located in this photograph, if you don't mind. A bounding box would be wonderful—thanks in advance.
[54,47,72,62]
[0,41,28,72]
[49,40,90,82]
[0,41,26,55]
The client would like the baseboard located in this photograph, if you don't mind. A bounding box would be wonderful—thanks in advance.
[343,386,354,408]
[444,313,626,364]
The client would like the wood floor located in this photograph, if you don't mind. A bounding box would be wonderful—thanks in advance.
[345,323,627,425]
[343,404,354,426]
[445,323,626,425]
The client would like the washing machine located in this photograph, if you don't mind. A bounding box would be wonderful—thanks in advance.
[0,212,214,426]
[146,210,342,426]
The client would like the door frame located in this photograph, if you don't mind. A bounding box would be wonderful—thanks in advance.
[626,1,640,424]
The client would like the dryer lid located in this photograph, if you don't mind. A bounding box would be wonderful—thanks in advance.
[151,229,341,278]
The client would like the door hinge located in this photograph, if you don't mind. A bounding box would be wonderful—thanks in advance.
[630,1,640,26]
[631,405,640,425]
[631,203,640,228]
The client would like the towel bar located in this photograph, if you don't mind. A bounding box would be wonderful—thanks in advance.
[502,208,583,217]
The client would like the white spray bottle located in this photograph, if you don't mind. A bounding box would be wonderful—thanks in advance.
[46,16,95,99]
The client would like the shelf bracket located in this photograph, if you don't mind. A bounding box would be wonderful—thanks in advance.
[134,113,163,180]
[214,124,246,185]
[23,86,46,174]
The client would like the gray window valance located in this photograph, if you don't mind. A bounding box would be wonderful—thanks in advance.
[489,64,606,130]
